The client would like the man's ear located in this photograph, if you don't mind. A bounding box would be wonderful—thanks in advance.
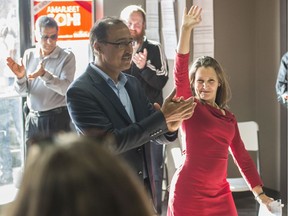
[94,42,102,54]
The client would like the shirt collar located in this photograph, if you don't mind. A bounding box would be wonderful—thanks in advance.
[90,63,127,87]
[34,45,61,59]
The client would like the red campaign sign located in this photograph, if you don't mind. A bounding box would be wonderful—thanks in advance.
[33,0,93,41]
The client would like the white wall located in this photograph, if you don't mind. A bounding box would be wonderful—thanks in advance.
[214,0,280,191]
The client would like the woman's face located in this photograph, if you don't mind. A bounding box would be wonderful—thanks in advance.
[193,66,220,105]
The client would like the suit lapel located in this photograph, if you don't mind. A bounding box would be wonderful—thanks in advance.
[87,66,132,123]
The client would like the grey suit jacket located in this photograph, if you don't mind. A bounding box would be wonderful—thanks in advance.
[66,64,177,195]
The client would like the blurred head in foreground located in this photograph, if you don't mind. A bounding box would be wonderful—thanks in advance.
[8,133,153,216]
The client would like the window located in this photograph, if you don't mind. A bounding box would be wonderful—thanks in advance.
[0,0,24,205]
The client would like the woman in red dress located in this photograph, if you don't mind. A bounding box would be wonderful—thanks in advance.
[167,5,274,216]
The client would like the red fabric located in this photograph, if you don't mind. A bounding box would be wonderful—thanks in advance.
[75,1,91,12]
[167,53,263,216]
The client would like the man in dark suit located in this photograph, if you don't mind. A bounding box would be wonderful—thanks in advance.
[66,17,195,214]
[120,5,169,214]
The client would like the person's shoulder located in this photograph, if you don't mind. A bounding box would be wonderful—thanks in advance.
[223,109,237,121]
[57,46,75,57]
[146,38,161,46]
[61,47,74,56]
[68,71,90,91]
[125,73,142,85]
[23,47,37,60]
[125,72,138,81]
[74,65,93,82]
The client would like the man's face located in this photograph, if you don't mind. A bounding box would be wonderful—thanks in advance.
[95,23,134,75]
[35,27,58,56]
[125,11,145,41]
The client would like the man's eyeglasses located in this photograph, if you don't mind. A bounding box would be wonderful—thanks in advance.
[40,34,58,41]
[99,40,135,50]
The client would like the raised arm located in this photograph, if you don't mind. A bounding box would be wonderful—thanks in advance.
[177,6,202,54]
[174,6,202,99]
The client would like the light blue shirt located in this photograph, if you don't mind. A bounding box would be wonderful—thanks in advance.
[90,63,136,122]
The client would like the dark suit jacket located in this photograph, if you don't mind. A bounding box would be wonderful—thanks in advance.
[66,63,177,197]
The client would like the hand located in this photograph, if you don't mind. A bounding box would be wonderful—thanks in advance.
[132,48,147,69]
[153,102,161,111]
[161,89,196,131]
[155,98,196,132]
[181,5,202,31]
[282,93,288,101]
[177,5,202,54]
[28,61,45,79]
[6,57,25,79]
[167,99,197,132]
[256,194,274,211]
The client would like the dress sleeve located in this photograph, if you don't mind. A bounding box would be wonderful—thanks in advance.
[229,121,263,189]
[174,53,193,99]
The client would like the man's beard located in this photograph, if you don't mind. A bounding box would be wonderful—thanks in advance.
[131,29,145,42]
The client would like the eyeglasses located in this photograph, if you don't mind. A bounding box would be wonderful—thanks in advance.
[99,40,135,50]
[40,34,58,41]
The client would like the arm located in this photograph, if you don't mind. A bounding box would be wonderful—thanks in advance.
[177,6,202,55]
[66,85,177,154]
[35,50,76,96]
[7,52,28,94]
[174,6,202,99]
[275,52,288,104]
[230,122,273,208]
[133,42,169,91]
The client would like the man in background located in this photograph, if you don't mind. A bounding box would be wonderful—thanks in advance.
[7,16,76,154]
[120,5,169,215]
[276,52,288,106]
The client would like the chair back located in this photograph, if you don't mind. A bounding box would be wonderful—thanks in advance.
[237,121,259,151]
[227,121,261,192]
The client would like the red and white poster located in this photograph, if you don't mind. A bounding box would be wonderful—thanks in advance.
[33,0,93,41]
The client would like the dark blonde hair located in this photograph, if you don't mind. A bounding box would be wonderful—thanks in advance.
[8,134,153,216]
[189,56,231,109]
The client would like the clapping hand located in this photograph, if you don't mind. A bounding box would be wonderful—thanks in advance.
[160,89,196,132]
[6,57,25,79]
[133,48,147,70]
[28,61,45,79]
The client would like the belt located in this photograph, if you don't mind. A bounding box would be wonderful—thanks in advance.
[29,106,68,117]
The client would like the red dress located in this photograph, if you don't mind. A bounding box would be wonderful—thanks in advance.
[167,53,263,216]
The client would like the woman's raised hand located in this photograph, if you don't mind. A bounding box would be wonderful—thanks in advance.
[182,5,202,30]
[177,5,202,54]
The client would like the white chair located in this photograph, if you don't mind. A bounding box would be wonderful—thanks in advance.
[227,121,260,192]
